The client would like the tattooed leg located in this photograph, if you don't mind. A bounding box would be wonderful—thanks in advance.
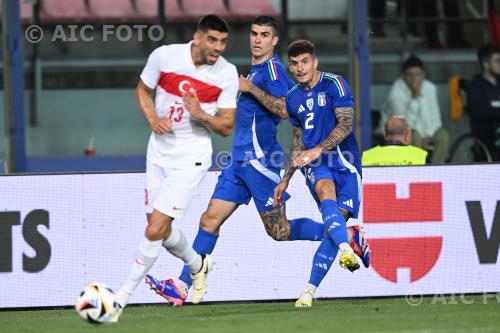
[259,205,291,241]
[339,207,352,222]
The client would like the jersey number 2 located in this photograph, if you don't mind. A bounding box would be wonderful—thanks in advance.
[305,112,314,129]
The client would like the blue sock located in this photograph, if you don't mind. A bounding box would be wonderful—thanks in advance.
[320,199,348,246]
[289,218,324,241]
[178,228,219,287]
[308,236,339,287]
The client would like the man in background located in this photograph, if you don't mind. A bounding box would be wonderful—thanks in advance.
[380,55,448,164]
[363,115,427,166]
[467,44,500,161]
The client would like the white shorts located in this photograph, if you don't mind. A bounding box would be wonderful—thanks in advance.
[145,160,208,219]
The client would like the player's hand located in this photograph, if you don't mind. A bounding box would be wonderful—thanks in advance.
[293,147,323,167]
[239,75,251,93]
[149,116,172,134]
[182,90,207,121]
[273,180,289,207]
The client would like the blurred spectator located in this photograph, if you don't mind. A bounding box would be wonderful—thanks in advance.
[380,55,449,164]
[363,116,427,166]
[466,44,500,161]
[370,0,469,48]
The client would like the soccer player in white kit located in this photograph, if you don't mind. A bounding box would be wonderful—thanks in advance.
[112,15,238,320]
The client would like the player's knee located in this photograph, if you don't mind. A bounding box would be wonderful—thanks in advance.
[199,211,220,233]
[145,224,166,240]
[315,180,334,200]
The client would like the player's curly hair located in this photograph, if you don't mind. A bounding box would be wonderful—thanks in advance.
[197,14,229,33]
[287,39,315,58]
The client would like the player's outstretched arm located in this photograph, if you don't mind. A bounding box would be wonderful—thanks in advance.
[239,75,288,119]
[136,80,171,134]
[293,106,354,168]
[273,126,304,206]
[182,91,235,137]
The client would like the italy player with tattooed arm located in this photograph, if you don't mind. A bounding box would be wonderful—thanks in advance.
[274,39,370,308]
[145,18,369,307]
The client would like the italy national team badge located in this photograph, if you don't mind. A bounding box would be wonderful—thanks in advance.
[318,92,326,106]
[306,98,314,110]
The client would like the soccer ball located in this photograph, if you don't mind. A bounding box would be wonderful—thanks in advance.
[75,283,119,324]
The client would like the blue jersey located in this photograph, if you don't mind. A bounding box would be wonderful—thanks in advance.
[286,72,362,175]
[231,55,295,161]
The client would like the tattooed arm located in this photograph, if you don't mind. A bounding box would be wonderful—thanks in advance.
[239,75,288,119]
[317,106,354,150]
[293,106,354,167]
[273,126,304,206]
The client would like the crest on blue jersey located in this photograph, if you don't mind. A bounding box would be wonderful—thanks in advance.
[318,92,326,107]
[306,98,314,110]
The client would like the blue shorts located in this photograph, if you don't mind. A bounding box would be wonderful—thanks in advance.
[301,161,361,218]
[212,157,291,212]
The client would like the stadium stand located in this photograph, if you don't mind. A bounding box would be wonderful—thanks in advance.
[40,0,93,23]
[134,0,161,22]
[175,0,230,21]
[226,0,278,20]
[87,0,140,23]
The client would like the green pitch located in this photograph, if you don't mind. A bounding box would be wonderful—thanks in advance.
[1,296,499,333]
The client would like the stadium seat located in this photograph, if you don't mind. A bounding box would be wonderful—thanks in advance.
[164,0,229,22]
[226,0,278,20]
[180,0,230,19]
[88,0,140,22]
[134,0,161,22]
[164,0,185,21]
[40,0,93,23]
[21,1,33,22]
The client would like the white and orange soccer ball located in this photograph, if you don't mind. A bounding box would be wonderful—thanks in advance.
[75,283,119,324]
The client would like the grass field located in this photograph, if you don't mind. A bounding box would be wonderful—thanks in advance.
[1,296,499,333]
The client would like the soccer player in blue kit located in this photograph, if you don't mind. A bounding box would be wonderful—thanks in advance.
[146,18,369,306]
[274,39,368,307]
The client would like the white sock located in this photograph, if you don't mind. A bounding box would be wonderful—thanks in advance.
[306,283,317,295]
[162,228,202,274]
[175,279,189,294]
[119,237,162,306]
[339,242,353,253]
[115,289,130,308]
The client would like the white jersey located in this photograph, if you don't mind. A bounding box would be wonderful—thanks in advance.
[140,42,238,169]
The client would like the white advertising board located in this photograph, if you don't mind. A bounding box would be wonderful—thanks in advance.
[0,164,499,308]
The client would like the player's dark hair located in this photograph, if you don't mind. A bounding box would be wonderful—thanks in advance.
[197,14,229,33]
[477,44,500,71]
[401,55,424,73]
[287,39,315,58]
[252,15,280,36]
